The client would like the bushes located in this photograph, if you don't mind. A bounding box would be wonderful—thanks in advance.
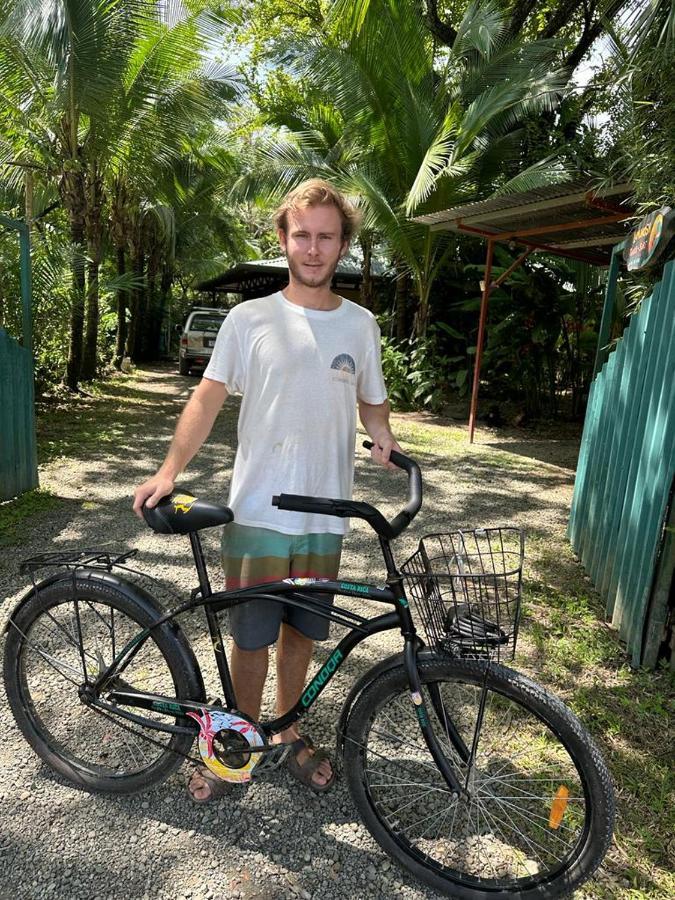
[380,331,454,413]
[379,251,607,421]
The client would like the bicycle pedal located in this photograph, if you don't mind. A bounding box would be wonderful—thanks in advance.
[252,744,291,777]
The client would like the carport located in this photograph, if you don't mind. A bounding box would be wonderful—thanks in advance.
[196,251,388,303]
[413,180,635,441]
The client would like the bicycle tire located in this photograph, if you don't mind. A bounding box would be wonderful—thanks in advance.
[343,655,614,900]
[4,570,199,794]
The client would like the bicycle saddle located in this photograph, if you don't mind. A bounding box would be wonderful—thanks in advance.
[142,492,233,534]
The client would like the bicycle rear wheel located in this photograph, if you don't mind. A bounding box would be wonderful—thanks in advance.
[4,571,198,794]
[343,655,614,900]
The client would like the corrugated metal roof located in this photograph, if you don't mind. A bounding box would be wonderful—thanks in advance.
[413,180,635,264]
[414,180,631,225]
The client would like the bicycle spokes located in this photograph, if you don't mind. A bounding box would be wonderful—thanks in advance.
[17,598,182,777]
[362,679,587,886]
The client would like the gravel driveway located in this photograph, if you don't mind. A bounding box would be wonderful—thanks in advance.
[0,365,582,900]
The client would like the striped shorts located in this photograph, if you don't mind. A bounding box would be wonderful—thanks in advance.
[221,523,343,650]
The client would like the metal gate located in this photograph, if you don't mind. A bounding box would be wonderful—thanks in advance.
[568,257,675,667]
[0,214,38,501]
[0,328,38,499]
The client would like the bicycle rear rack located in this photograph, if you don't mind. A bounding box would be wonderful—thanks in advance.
[20,548,139,575]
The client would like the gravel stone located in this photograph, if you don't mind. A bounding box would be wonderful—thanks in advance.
[0,364,596,900]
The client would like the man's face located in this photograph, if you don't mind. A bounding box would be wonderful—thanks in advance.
[278,204,349,289]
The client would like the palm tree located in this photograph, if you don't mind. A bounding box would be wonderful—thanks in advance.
[0,0,149,386]
[0,0,239,385]
[604,0,674,209]
[246,0,569,336]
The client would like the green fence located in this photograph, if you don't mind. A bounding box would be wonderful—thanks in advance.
[0,213,38,501]
[0,327,38,500]
[568,257,675,667]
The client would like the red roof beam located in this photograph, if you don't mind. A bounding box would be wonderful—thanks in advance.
[490,212,629,241]
[490,249,532,289]
[456,223,609,265]
[585,193,631,216]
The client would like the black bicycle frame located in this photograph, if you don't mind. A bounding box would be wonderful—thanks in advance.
[93,530,465,794]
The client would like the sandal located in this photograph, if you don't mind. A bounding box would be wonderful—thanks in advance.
[285,735,336,793]
[187,766,232,804]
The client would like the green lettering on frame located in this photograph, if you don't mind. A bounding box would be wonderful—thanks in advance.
[151,700,183,715]
[301,649,344,707]
[338,582,370,595]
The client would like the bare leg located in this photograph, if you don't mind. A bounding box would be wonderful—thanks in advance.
[230,642,269,720]
[189,642,268,801]
[275,623,332,787]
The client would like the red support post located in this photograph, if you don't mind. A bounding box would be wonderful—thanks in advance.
[468,239,494,443]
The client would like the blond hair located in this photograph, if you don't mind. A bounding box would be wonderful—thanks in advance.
[274,178,361,240]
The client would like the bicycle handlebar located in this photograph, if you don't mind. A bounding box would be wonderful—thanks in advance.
[272,442,422,540]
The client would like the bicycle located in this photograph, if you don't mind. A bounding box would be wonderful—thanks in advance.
[3,443,615,899]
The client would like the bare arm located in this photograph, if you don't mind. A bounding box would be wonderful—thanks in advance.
[132,377,229,516]
[358,399,401,469]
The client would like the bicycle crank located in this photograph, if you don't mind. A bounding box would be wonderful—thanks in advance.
[187,708,266,783]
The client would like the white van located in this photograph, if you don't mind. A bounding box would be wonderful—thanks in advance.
[178,307,228,375]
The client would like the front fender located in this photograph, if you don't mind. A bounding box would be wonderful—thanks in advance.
[336,643,435,759]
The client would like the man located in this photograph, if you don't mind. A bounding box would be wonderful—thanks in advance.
[133,179,400,800]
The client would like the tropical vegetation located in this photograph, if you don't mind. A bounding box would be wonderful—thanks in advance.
[0,0,672,417]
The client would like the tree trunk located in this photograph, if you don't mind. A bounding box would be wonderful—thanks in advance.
[142,233,162,360]
[395,271,409,342]
[145,265,157,361]
[81,166,104,381]
[62,159,87,391]
[114,245,127,368]
[359,234,373,310]
[65,215,86,390]
[81,254,100,380]
[126,249,145,362]
[158,263,173,358]
[413,291,430,340]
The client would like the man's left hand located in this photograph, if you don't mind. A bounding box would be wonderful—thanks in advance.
[369,433,403,471]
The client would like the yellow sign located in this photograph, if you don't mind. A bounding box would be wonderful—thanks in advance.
[624,207,674,271]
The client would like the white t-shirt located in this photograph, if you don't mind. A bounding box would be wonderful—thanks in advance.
[203,291,387,535]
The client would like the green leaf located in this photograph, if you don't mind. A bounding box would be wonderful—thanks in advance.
[435,322,465,340]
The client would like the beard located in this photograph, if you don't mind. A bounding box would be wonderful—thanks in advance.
[286,254,341,288]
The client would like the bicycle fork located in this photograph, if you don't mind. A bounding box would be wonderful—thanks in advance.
[402,639,467,797]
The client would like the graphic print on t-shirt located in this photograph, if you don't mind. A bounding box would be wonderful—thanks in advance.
[330,353,356,382]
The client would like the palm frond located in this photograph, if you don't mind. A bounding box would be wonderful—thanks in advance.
[492,155,573,196]
[452,0,505,61]
[406,112,460,214]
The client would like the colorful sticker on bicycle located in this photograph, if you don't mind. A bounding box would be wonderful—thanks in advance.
[173,494,197,514]
[282,577,330,587]
[186,708,264,783]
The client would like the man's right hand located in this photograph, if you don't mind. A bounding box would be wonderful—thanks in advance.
[133,473,176,519]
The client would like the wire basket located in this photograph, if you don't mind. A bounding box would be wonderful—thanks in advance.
[401,527,525,661]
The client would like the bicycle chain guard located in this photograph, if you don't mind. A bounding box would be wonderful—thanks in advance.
[186,708,265,783]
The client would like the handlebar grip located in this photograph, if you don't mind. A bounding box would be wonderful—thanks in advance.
[363,440,412,473]
[270,445,423,540]
[272,494,349,517]
[363,440,422,536]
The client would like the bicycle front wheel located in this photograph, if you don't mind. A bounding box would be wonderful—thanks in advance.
[4,571,197,794]
[343,656,614,900]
